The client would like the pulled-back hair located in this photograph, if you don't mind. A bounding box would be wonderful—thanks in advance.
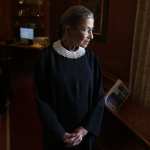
[59,5,94,37]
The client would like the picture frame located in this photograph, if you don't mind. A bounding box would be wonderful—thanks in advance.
[105,79,130,111]
[80,0,109,41]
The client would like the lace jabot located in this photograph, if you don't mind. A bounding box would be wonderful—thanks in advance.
[52,40,86,59]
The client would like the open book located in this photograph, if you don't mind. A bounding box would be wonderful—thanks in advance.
[105,79,129,111]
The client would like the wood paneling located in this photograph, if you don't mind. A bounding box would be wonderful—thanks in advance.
[89,0,137,85]
[0,115,7,150]
[10,74,43,150]
[0,0,12,41]
[0,43,44,150]
[49,0,80,41]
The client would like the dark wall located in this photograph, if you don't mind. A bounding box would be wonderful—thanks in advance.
[49,0,80,41]
[0,0,12,41]
[90,0,137,84]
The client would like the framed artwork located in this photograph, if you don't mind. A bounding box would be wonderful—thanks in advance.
[105,79,129,111]
[80,0,109,41]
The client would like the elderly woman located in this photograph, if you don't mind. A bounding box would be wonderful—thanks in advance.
[34,5,104,150]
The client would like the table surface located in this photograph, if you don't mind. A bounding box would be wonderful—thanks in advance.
[106,100,150,147]
[0,41,46,50]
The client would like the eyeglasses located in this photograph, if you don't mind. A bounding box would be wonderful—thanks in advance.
[79,27,94,34]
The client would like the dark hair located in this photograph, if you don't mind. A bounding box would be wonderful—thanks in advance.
[59,5,94,37]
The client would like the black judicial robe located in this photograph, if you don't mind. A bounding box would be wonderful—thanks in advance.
[34,45,104,150]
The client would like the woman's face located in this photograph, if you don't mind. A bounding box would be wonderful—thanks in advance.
[68,18,94,48]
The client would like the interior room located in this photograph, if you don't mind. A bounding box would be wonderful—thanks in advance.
[0,0,150,150]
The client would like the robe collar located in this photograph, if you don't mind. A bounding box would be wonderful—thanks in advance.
[53,40,86,59]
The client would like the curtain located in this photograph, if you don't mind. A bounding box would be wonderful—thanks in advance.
[130,0,150,106]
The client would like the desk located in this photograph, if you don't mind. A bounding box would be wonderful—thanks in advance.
[0,42,47,73]
[106,100,150,147]
[7,43,46,50]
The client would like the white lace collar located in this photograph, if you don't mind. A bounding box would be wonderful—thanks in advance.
[52,40,86,59]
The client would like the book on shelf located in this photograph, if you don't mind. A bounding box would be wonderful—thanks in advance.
[105,79,129,111]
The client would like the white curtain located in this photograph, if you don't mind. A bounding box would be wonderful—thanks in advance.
[130,0,150,106]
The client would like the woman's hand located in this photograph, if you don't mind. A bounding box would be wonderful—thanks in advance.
[63,127,88,147]
[71,127,88,146]
[63,132,76,147]
[73,127,88,138]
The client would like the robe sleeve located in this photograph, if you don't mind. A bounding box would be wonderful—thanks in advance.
[83,52,105,136]
[33,49,65,141]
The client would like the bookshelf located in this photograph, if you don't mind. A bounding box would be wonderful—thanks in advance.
[12,0,49,39]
